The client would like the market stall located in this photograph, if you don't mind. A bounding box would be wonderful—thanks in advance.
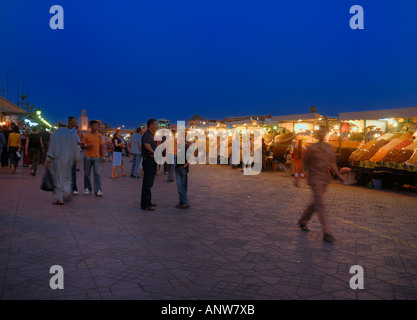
[0,96,28,128]
[344,106,417,188]
[268,112,338,166]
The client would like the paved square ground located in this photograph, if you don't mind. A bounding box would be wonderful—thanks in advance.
[1,158,417,300]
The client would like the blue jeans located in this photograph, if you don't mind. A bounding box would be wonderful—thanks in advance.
[130,153,141,176]
[175,166,189,205]
[167,155,176,181]
[84,157,102,193]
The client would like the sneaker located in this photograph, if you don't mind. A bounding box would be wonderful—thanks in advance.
[83,188,90,195]
[72,190,79,195]
[96,190,103,197]
[175,203,190,209]
[323,233,335,243]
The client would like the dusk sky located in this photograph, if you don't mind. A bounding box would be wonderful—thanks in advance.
[1,1,417,128]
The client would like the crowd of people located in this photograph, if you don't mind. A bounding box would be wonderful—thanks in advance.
[1,118,191,209]
[1,123,50,176]
[1,120,348,243]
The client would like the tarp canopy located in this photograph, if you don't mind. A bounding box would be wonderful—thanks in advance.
[339,106,417,121]
[270,112,327,122]
[0,96,27,114]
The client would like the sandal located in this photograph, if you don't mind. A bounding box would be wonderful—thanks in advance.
[53,200,64,205]
[298,224,310,231]
[142,207,155,211]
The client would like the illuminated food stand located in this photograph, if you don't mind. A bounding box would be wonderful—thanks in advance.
[342,106,417,189]
[268,112,338,164]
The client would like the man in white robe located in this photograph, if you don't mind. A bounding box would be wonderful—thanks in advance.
[46,118,78,204]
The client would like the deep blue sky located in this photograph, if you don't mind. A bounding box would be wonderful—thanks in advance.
[1,1,417,128]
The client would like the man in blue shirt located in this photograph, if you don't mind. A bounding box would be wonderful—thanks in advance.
[128,127,142,178]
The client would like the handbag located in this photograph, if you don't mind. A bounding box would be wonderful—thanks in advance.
[40,169,55,191]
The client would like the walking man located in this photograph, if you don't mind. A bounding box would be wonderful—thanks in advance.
[297,126,347,243]
[25,127,44,176]
[128,127,142,178]
[81,120,105,196]
[46,117,79,205]
[39,129,50,165]
[140,119,158,211]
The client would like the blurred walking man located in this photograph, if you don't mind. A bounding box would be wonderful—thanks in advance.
[297,126,347,243]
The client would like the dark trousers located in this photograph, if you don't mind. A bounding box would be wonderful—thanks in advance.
[1,145,8,167]
[40,141,49,164]
[141,158,157,209]
[28,148,40,172]
[9,146,19,166]
[71,161,78,192]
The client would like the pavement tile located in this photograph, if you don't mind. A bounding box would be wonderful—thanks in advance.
[1,159,417,300]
